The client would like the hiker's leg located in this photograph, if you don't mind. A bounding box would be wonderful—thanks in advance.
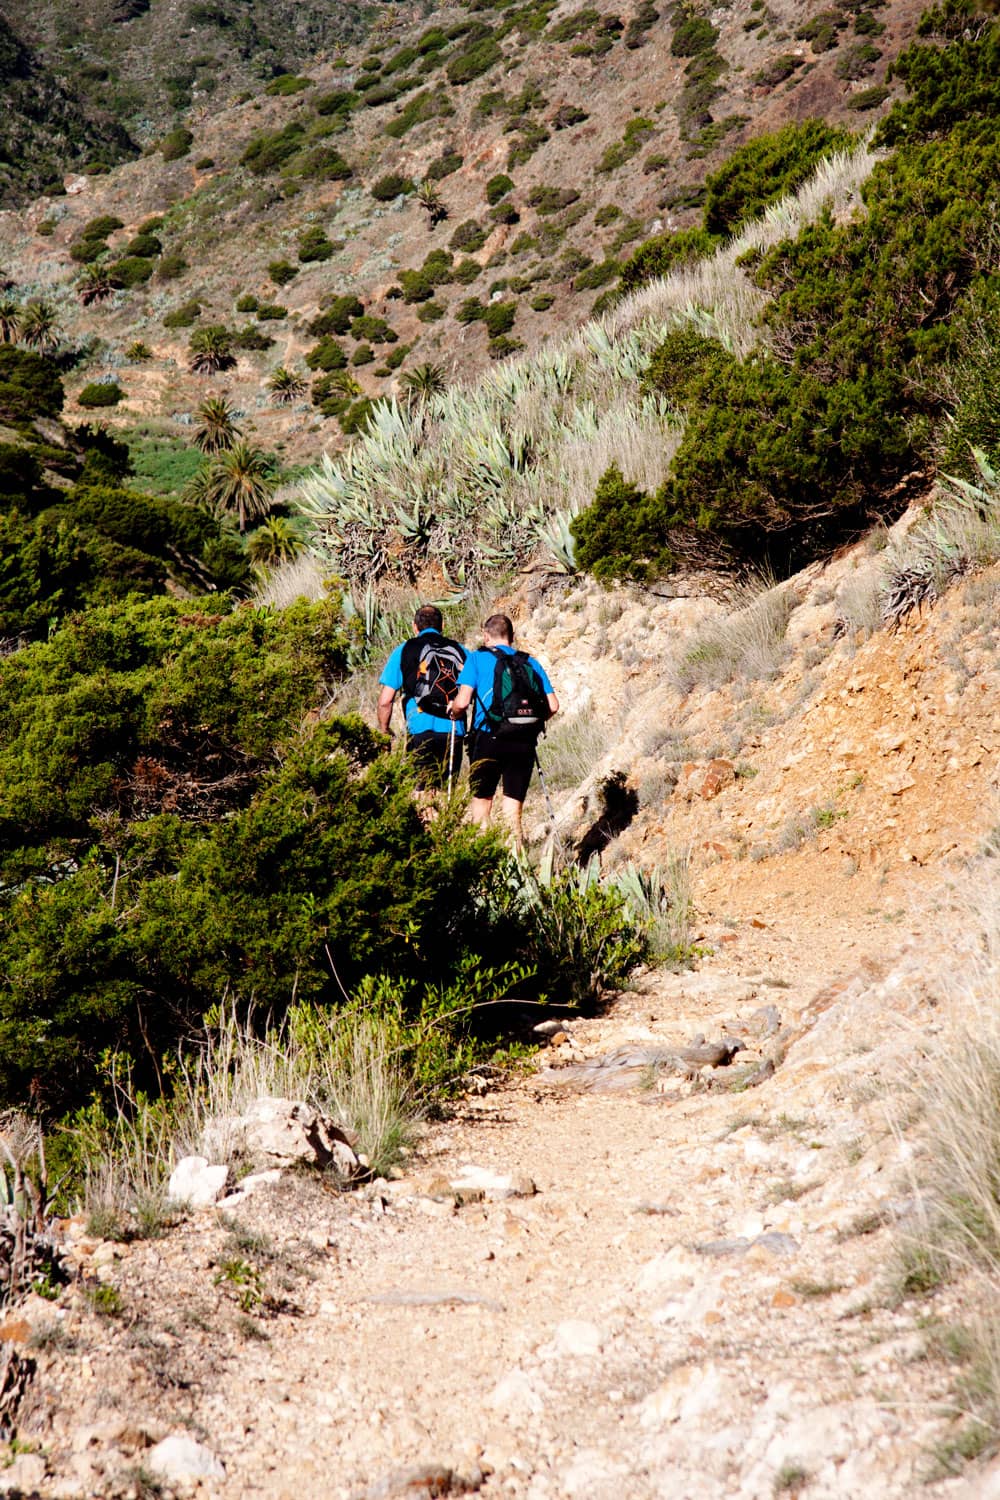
[469,796,494,828]
[499,747,534,850]
[467,734,500,831]
[500,796,524,850]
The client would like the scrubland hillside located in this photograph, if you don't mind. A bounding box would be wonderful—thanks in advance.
[1,2,1000,1495]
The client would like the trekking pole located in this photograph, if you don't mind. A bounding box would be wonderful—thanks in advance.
[534,749,556,824]
[447,717,456,798]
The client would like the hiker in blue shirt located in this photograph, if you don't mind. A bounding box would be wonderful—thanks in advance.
[448,613,558,848]
[378,605,466,789]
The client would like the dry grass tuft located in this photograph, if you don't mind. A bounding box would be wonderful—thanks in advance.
[669,579,794,694]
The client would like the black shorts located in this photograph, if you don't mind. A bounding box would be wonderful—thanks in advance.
[467,731,536,803]
[407,729,463,789]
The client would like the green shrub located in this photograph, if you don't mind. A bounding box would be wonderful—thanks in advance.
[642,326,727,403]
[266,74,310,95]
[371,173,415,201]
[486,172,514,204]
[454,257,482,283]
[163,301,201,328]
[351,343,374,365]
[268,260,298,286]
[350,315,397,344]
[447,35,502,85]
[506,121,550,170]
[572,464,667,581]
[703,120,852,237]
[241,123,306,175]
[835,40,881,80]
[0,348,64,425]
[315,88,357,116]
[384,89,451,139]
[339,397,376,434]
[572,257,619,290]
[195,156,215,170]
[161,128,194,162]
[256,304,287,321]
[796,10,846,52]
[528,185,579,215]
[482,301,516,337]
[671,9,718,56]
[596,116,655,172]
[398,269,434,303]
[848,84,891,111]
[236,294,259,313]
[125,233,162,259]
[426,149,463,180]
[619,226,720,291]
[422,249,455,284]
[530,292,555,310]
[417,300,446,322]
[156,252,188,281]
[455,296,484,325]
[624,0,657,49]
[298,226,335,262]
[753,54,803,88]
[77,382,124,408]
[310,296,364,336]
[450,219,487,252]
[487,334,524,360]
[233,325,274,352]
[107,256,155,289]
[288,146,353,182]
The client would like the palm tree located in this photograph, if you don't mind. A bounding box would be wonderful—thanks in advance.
[203,440,275,533]
[323,370,362,399]
[77,262,116,307]
[400,361,447,404]
[18,299,60,353]
[193,395,241,453]
[416,182,448,227]
[189,326,235,375]
[247,515,304,566]
[267,366,306,405]
[0,299,20,343]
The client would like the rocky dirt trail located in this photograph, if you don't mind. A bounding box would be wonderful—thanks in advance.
[12,873,997,1500]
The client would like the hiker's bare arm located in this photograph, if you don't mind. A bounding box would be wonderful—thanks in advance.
[377,686,396,733]
[546,691,559,717]
[448,685,474,717]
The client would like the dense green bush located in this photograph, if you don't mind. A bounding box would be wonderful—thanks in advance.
[486,172,514,204]
[298,225,335,262]
[305,337,348,371]
[241,123,306,175]
[256,303,287,320]
[310,296,364,336]
[266,74,309,96]
[156,252,188,281]
[269,259,298,286]
[450,219,488,252]
[315,87,357,117]
[571,464,666,581]
[447,34,502,84]
[597,116,655,172]
[384,89,452,139]
[77,381,124,408]
[163,300,201,328]
[619,227,719,291]
[398,269,434,303]
[671,9,718,56]
[108,255,156,289]
[426,149,463,180]
[703,120,852,236]
[161,127,194,161]
[126,233,162,259]
[350,314,397,344]
[0,348,64,425]
[371,172,415,201]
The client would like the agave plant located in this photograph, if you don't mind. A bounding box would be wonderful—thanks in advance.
[18,299,60,352]
[189,326,235,375]
[193,396,241,453]
[416,181,448,227]
[267,366,307,405]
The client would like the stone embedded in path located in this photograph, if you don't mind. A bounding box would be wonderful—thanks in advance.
[167,1155,229,1208]
[202,1097,361,1176]
[552,1319,604,1357]
[147,1434,226,1482]
[364,1463,482,1497]
[448,1166,537,1200]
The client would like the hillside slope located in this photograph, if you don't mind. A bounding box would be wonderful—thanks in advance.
[0,0,925,460]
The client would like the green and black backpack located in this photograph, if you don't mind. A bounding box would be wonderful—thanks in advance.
[484,649,551,737]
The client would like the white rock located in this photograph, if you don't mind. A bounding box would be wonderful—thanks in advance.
[167,1156,229,1208]
[449,1165,536,1200]
[640,1361,728,1428]
[488,1368,545,1418]
[0,1453,46,1492]
[553,1319,603,1357]
[147,1434,226,1482]
[202,1097,360,1174]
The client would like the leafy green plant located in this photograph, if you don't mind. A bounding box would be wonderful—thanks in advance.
[298,226,335,262]
[161,127,194,162]
[370,172,415,201]
[703,120,852,237]
[77,381,124,408]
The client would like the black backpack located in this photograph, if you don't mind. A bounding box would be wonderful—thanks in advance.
[484,649,552,737]
[400,632,466,720]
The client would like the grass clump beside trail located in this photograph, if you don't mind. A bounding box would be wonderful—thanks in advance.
[896,856,1000,1473]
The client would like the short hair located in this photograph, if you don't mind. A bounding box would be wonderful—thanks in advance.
[483,613,514,643]
[414,604,443,632]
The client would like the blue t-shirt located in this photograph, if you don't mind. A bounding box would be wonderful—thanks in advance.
[380,629,466,737]
[457,645,554,731]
